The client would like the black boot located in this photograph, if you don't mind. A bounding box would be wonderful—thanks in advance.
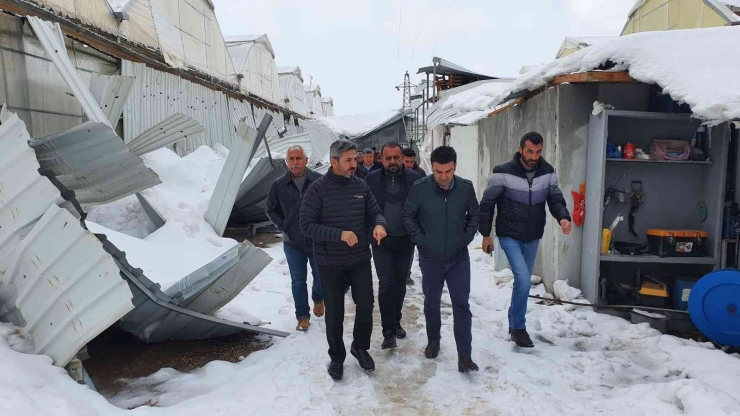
[381,331,397,349]
[350,347,375,372]
[458,357,479,373]
[327,360,343,380]
[424,341,440,359]
[394,323,407,339]
[510,329,534,348]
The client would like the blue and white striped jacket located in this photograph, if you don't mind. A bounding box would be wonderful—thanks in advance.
[478,153,571,242]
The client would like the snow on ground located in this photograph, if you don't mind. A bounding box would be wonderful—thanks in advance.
[2,233,740,414]
[317,110,401,139]
[487,26,740,125]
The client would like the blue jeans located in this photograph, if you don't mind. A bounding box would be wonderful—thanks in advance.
[498,237,540,330]
[420,250,472,358]
[284,243,323,320]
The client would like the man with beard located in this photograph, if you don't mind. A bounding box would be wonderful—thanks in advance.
[365,142,422,349]
[300,139,387,381]
[403,146,480,373]
[355,150,369,179]
[479,132,571,348]
[403,148,427,177]
[265,145,324,331]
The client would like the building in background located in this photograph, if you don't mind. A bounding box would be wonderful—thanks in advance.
[225,34,283,105]
[304,83,324,118]
[622,0,739,35]
[321,96,335,117]
[278,66,308,117]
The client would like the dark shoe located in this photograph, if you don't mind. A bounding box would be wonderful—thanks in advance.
[510,329,534,348]
[406,277,414,285]
[313,301,325,318]
[381,331,397,349]
[393,323,407,339]
[458,357,479,373]
[424,341,440,359]
[327,360,343,380]
[350,347,375,372]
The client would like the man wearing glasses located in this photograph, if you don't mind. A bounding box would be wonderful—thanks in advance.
[365,142,422,349]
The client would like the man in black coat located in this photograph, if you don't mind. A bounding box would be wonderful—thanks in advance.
[403,146,480,373]
[355,150,369,179]
[300,139,388,381]
[361,148,382,173]
[403,148,427,177]
[365,142,422,350]
[265,145,324,332]
[479,132,571,349]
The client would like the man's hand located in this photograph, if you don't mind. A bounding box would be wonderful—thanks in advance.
[341,231,358,247]
[560,219,572,235]
[482,236,494,254]
[373,225,387,245]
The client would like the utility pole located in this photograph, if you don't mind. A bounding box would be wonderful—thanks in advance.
[395,71,416,144]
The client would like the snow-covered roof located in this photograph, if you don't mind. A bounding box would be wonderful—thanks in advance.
[426,79,515,128]
[321,96,334,104]
[224,34,276,58]
[317,110,406,139]
[277,66,302,77]
[489,26,740,125]
[417,57,497,80]
[305,84,321,94]
[563,36,617,46]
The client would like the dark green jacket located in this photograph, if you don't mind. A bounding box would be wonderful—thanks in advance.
[403,175,480,262]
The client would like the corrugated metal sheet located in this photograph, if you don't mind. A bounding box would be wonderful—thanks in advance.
[88,73,136,126]
[0,114,63,277]
[29,121,161,205]
[99,234,288,342]
[230,158,287,226]
[27,18,111,127]
[180,241,272,315]
[163,243,241,303]
[0,204,134,366]
[205,120,260,236]
[127,113,206,156]
[122,61,238,157]
[254,132,312,161]
[301,120,339,163]
[135,192,165,229]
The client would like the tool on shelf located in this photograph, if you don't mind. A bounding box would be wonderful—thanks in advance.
[603,172,625,213]
[629,180,644,237]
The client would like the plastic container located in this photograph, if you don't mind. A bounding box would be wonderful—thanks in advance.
[646,229,708,258]
[623,142,636,159]
[630,309,670,333]
[672,276,696,311]
[639,281,669,307]
[601,228,612,254]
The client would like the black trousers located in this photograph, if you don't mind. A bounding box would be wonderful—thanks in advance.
[372,235,415,334]
[318,260,374,363]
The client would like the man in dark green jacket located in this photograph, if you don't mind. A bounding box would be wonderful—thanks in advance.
[403,146,480,373]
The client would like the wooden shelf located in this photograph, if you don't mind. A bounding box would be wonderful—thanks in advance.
[606,158,713,165]
[600,254,716,265]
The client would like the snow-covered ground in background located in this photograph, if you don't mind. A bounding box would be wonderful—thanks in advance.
[317,110,401,139]
[3,236,740,415]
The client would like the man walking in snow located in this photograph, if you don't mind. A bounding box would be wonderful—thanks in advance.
[355,150,369,179]
[300,139,388,381]
[403,148,427,177]
[403,146,481,373]
[265,145,324,332]
[365,142,422,350]
[479,132,571,348]
[362,148,382,173]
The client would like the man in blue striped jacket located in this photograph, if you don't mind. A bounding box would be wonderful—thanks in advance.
[478,132,572,348]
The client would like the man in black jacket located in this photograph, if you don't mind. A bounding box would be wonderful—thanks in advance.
[479,132,572,348]
[300,139,388,381]
[403,148,427,177]
[403,146,480,373]
[266,145,324,332]
[355,151,369,179]
[365,142,422,350]
[361,148,382,173]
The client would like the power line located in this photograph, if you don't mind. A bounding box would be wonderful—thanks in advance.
[394,0,404,85]
[430,0,454,60]
[407,0,429,71]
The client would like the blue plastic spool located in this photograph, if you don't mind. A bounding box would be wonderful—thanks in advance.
[688,269,740,346]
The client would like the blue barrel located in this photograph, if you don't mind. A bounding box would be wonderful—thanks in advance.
[688,269,740,346]
[673,277,696,311]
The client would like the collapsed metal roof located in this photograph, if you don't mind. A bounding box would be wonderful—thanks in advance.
[417,57,497,80]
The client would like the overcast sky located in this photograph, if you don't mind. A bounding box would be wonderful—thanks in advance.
[213,0,635,116]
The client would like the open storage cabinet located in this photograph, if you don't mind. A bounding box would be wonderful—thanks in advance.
[580,110,729,307]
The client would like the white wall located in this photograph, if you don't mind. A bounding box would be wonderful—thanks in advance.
[449,125,480,194]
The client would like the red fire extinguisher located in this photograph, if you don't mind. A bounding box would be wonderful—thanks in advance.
[623,142,636,159]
